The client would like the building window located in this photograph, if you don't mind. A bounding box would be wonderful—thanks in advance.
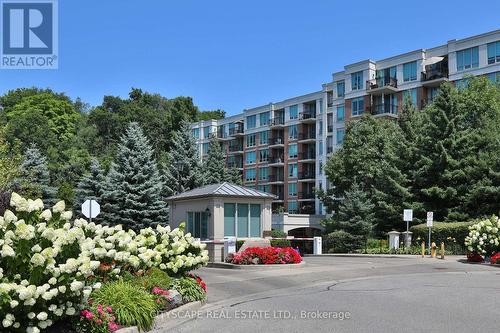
[203,126,210,139]
[288,144,298,159]
[403,88,417,106]
[403,61,417,82]
[487,72,499,83]
[245,168,256,182]
[246,115,256,129]
[456,47,479,71]
[318,140,323,155]
[288,124,298,140]
[487,41,500,65]
[245,151,256,165]
[289,105,298,120]
[192,128,200,139]
[237,204,248,237]
[259,167,269,181]
[187,211,209,239]
[337,105,345,121]
[319,161,323,175]
[351,71,363,90]
[337,81,345,97]
[259,112,270,126]
[259,149,268,162]
[351,97,364,116]
[249,204,261,237]
[288,201,298,214]
[318,120,323,135]
[456,77,472,90]
[288,163,298,178]
[288,183,297,197]
[246,133,256,147]
[336,128,345,145]
[259,131,268,145]
[224,203,261,238]
[224,204,236,236]
[202,142,209,156]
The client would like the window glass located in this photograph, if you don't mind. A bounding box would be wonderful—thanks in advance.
[289,105,298,119]
[403,61,417,82]
[192,128,200,139]
[337,105,345,121]
[246,115,256,129]
[288,125,298,139]
[352,97,365,116]
[250,204,261,237]
[259,167,268,181]
[237,204,248,237]
[288,183,297,196]
[288,144,298,159]
[259,149,268,162]
[246,134,256,147]
[259,112,270,126]
[403,88,417,105]
[337,81,345,97]
[336,128,345,145]
[245,168,256,181]
[288,163,297,178]
[259,131,268,145]
[457,47,479,71]
[288,201,298,214]
[224,203,236,237]
[203,126,210,138]
[351,71,363,90]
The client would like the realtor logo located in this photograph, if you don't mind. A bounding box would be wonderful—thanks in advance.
[1,0,58,69]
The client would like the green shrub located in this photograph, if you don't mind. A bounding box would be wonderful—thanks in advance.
[169,277,206,302]
[366,238,387,249]
[410,221,474,252]
[92,280,158,331]
[324,230,364,253]
[133,268,173,292]
[271,239,291,248]
[271,229,287,238]
[236,240,245,251]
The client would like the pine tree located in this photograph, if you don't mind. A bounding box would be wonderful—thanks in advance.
[18,144,57,207]
[159,152,177,199]
[73,158,105,219]
[226,167,243,185]
[164,120,204,194]
[203,136,227,185]
[101,123,168,230]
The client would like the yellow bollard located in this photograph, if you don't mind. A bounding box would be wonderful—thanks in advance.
[421,242,425,258]
[431,242,437,258]
[440,242,445,259]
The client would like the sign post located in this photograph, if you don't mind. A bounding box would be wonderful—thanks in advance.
[403,209,413,248]
[426,212,433,255]
[82,199,100,223]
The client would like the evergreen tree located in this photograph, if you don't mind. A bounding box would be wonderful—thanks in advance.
[226,167,243,185]
[322,183,374,252]
[203,136,227,185]
[101,123,168,230]
[158,152,177,199]
[18,143,57,206]
[73,158,105,219]
[163,120,203,194]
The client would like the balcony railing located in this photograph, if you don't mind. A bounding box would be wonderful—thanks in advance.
[299,192,315,200]
[260,118,271,126]
[421,68,448,82]
[273,193,284,201]
[268,174,284,182]
[228,126,244,136]
[298,132,316,140]
[366,77,398,91]
[227,161,243,168]
[299,151,316,160]
[299,111,316,120]
[228,145,243,152]
[269,137,284,145]
[299,172,315,180]
[270,117,285,126]
[369,103,398,115]
[268,156,284,164]
[298,204,316,215]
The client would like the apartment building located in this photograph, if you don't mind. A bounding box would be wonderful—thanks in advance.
[191,29,500,230]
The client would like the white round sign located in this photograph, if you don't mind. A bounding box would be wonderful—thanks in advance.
[82,199,100,219]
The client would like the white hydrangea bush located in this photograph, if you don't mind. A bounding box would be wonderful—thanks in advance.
[0,193,209,333]
[464,216,500,255]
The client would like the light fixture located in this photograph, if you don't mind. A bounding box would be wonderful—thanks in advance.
[205,207,211,217]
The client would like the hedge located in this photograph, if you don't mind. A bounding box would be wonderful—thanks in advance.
[410,221,474,247]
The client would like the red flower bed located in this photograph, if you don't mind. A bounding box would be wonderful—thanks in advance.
[226,247,302,265]
[467,251,484,263]
[491,252,500,265]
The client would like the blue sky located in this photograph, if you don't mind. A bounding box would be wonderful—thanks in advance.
[1,0,499,115]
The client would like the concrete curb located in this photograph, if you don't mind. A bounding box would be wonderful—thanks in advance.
[207,261,305,269]
[115,300,205,333]
[304,254,427,259]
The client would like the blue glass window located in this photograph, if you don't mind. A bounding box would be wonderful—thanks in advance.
[336,128,345,145]
[246,133,256,147]
[288,124,298,139]
[288,144,298,159]
[403,61,417,82]
[245,168,256,182]
[337,81,345,97]
[245,151,256,165]
[259,112,270,126]
[351,97,365,116]
[403,88,417,106]
[192,128,200,139]
[457,47,479,71]
[288,163,298,178]
[288,201,298,214]
[259,167,268,181]
[289,105,298,120]
[351,71,363,90]
[337,105,345,121]
[246,115,256,129]
[259,131,268,145]
[288,183,297,196]
[487,41,500,64]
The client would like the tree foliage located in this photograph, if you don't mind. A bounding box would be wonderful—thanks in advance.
[74,158,106,219]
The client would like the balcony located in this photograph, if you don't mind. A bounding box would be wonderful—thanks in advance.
[228,145,244,154]
[298,192,315,200]
[273,193,284,201]
[327,125,333,133]
[270,117,285,127]
[298,204,316,215]
[298,132,316,143]
[368,103,398,118]
[268,137,285,147]
[268,174,285,183]
[366,77,398,95]
[268,156,285,166]
[299,111,316,123]
[421,69,449,87]
[228,125,244,136]
[299,151,316,162]
[227,160,243,169]
[327,146,333,154]
[298,171,315,182]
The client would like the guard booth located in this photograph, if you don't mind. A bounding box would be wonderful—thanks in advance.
[166,182,276,261]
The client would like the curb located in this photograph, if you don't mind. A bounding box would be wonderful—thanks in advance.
[206,261,305,269]
[304,254,426,259]
[115,300,205,333]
